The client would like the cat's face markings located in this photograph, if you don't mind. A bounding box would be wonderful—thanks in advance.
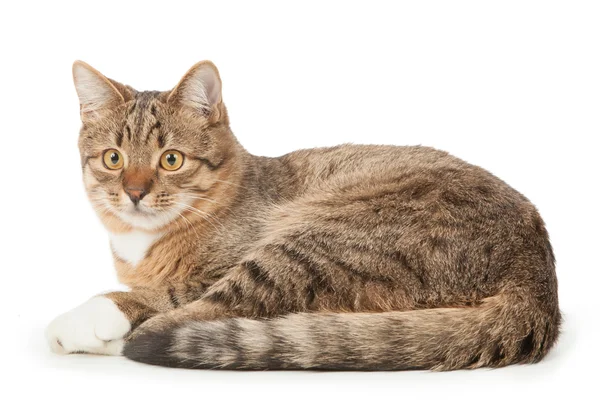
[74,61,237,232]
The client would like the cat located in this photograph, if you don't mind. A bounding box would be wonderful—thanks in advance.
[45,60,560,370]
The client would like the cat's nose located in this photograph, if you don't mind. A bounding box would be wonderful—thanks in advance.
[123,167,153,206]
[125,187,147,205]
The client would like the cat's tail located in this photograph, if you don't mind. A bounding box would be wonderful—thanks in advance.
[123,285,560,370]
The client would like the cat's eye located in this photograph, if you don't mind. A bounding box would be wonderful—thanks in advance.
[160,150,184,171]
[103,149,124,170]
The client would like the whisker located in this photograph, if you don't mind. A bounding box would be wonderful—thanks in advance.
[176,194,219,204]
[172,202,224,234]
[213,178,250,191]
[157,206,201,240]
[176,192,238,219]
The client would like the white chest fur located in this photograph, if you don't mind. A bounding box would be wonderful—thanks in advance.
[109,230,163,266]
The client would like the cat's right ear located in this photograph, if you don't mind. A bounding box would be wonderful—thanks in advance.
[168,61,223,120]
[72,61,125,122]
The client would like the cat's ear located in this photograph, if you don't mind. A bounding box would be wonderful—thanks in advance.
[168,61,222,117]
[72,61,125,121]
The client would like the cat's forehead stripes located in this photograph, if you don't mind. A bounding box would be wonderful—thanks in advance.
[120,92,165,148]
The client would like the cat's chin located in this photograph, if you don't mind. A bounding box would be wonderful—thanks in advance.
[115,207,179,232]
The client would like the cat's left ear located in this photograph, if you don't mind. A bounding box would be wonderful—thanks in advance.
[168,61,222,118]
[72,61,125,122]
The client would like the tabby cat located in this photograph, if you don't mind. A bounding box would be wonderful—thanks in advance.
[46,60,560,370]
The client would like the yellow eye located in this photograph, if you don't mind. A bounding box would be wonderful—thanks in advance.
[160,150,184,171]
[103,149,124,170]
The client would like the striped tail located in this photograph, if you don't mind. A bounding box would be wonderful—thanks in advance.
[123,289,560,370]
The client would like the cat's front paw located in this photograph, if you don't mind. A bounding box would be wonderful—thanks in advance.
[46,296,131,356]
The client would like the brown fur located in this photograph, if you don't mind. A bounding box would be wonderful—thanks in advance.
[72,60,560,370]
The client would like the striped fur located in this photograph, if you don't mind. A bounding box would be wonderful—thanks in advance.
[125,288,556,370]
[51,60,561,370]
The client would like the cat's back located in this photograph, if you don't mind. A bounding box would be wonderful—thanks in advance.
[280,144,454,183]
[279,144,527,209]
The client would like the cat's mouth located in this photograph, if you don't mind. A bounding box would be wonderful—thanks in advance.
[124,202,155,216]
[104,194,187,230]
[115,202,179,230]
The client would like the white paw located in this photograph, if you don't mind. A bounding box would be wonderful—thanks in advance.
[46,296,131,356]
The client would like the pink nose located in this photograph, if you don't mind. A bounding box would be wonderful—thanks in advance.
[125,187,147,205]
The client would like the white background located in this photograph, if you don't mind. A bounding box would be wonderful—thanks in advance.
[1,1,598,416]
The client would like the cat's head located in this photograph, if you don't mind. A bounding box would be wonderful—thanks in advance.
[73,61,243,232]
